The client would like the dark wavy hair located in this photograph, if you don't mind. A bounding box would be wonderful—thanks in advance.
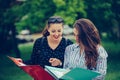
[42,16,64,37]
[73,18,101,69]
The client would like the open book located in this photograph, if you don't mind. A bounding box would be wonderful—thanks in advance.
[45,66,100,80]
[7,56,54,80]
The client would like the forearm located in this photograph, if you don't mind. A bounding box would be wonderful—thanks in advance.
[93,58,107,80]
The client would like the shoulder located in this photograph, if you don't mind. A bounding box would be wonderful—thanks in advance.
[35,37,46,42]
[66,43,79,51]
[98,45,108,58]
[34,37,46,45]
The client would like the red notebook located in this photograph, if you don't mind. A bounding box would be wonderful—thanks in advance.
[7,56,54,80]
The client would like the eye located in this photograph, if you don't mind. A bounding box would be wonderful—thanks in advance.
[51,30,56,33]
[58,30,61,32]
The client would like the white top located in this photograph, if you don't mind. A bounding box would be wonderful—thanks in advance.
[63,43,108,80]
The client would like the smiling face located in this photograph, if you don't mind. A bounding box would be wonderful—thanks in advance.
[48,23,63,41]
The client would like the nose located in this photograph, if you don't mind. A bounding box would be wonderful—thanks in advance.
[55,33,59,36]
[55,32,59,36]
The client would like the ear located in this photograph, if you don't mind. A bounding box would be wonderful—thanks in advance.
[46,31,50,36]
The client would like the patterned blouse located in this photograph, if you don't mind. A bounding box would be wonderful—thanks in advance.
[24,37,73,68]
[63,43,108,80]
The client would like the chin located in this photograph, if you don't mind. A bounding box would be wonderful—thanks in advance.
[53,38,59,41]
[76,39,79,43]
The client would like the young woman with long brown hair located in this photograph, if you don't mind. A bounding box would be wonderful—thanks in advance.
[64,18,108,80]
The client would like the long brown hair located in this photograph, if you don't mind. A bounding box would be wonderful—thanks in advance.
[73,18,101,69]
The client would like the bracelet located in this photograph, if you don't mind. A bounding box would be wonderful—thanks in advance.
[59,62,62,66]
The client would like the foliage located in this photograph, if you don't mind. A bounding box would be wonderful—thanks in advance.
[0,0,21,55]
[0,0,56,55]
[14,0,56,33]
[53,0,87,25]
[0,0,120,55]
[85,0,120,42]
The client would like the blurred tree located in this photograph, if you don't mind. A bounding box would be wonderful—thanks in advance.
[15,0,56,33]
[0,0,21,57]
[53,0,87,26]
[110,0,120,43]
[0,0,119,57]
[85,0,120,42]
[85,0,112,33]
[0,0,56,56]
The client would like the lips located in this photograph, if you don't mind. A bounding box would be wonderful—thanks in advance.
[53,35,59,39]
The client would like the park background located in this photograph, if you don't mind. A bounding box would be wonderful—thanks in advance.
[0,0,120,80]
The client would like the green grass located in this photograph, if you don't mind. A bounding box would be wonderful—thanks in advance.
[102,41,120,80]
[102,41,120,53]
[0,41,120,80]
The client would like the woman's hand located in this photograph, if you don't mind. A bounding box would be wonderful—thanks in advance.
[15,58,23,63]
[49,58,62,66]
[7,56,25,66]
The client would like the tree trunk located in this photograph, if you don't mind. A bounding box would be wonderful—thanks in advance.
[10,23,21,58]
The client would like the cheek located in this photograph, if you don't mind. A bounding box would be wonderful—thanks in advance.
[59,32,63,35]
[49,32,62,37]
[75,36,79,42]
[49,32,53,35]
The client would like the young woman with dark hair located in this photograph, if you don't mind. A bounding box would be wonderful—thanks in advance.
[24,16,73,68]
[64,18,108,80]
